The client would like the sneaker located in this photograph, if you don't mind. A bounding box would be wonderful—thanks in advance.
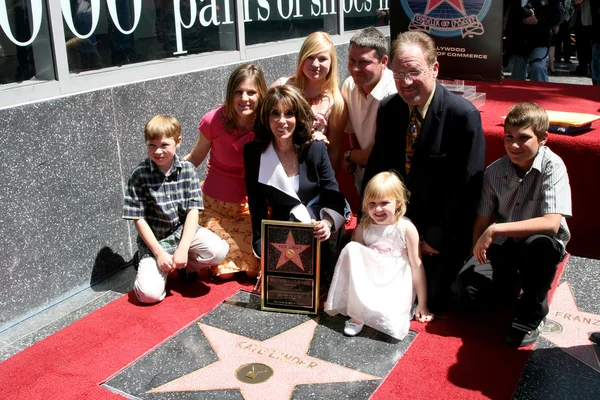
[177,268,198,283]
[589,332,600,344]
[344,320,364,336]
[506,318,545,347]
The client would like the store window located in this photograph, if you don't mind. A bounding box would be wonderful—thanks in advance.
[343,0,389,32]
[63,0,237,74]
[244,0,338,46]
[0,0,55,85]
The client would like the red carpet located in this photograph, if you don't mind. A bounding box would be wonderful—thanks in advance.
[0,256,568,400]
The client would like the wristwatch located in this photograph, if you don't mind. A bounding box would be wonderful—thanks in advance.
[344,149,353,162]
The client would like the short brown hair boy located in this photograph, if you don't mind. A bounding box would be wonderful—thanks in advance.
[504,102,549,140]
[144,114,182,142]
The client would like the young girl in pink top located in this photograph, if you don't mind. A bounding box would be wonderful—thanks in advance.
[185,64,267,279]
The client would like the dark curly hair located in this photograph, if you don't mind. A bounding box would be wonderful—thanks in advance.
[253,85,314,153]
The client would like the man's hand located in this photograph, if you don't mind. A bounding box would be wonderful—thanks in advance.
[473,226,495,264]
[173,247,189,270]
[523,9,538,25]
[421,241,440,256]
[313,219,332,241]
[156,251,174,272]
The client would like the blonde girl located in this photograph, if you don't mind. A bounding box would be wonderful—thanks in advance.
[273,31,348,171]
[325,171,432,339]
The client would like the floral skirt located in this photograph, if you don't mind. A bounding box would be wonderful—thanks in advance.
[199,193,259,276]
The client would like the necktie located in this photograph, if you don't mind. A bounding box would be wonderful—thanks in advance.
[405,107,423,174]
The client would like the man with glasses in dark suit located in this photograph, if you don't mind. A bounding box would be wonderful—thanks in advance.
[363,31,486,311]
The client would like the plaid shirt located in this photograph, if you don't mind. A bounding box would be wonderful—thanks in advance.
[123,154,203,255]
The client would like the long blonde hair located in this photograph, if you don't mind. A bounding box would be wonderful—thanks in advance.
[361,171,408,228]
[293,32,343,117]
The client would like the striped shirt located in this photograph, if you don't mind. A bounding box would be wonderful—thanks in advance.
[478,146,571,249]
[123,154,203,249]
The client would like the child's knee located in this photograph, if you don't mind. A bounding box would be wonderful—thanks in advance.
[214,239,229,263]
[134,258,167,304]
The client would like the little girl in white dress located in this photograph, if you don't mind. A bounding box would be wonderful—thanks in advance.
[324,171,433,339]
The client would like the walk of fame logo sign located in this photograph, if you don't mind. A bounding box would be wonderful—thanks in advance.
[390,0,503,81]
[541,282,600,373]
[399,0,492,38]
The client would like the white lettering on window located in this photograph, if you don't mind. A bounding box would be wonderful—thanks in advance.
[61,0,100,40]
[0,0,43,46]
[106,0,142,35]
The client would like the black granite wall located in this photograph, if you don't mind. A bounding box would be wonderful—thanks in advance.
[0,44,350,332]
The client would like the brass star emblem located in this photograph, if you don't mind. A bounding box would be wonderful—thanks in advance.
[541,282,600,372]
[271,231,310,271]
[148,319,380,398]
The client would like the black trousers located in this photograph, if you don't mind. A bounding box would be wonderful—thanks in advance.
[423,250,468,311]
[453,235,563,329]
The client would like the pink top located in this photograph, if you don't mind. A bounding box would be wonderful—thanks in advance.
[199,106,254,203]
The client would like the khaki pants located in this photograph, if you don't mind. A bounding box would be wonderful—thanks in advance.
[134,227,228,303]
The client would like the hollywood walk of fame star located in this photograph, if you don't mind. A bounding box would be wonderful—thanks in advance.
[271,231,310,271]
[148,319,381,399]
[542,282,600,373]
[425,0,467,15]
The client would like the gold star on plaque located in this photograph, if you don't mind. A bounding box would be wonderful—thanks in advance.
[271,231,310,271]
[148,319,380,399]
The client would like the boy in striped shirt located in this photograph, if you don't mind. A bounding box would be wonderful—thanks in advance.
[454,102,572,347]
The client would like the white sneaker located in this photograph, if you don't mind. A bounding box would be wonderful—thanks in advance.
[344,320,364,336]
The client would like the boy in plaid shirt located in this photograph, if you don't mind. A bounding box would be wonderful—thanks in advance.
[123,115,228,303]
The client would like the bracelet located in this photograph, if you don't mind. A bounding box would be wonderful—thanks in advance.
[344,149,353,162]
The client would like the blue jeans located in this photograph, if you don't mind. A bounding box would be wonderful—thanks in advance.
[511,47,549,82]
[592,43,600,86]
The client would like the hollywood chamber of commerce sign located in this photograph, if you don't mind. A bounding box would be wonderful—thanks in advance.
[1,0,390,55]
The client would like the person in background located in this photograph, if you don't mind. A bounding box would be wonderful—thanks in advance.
[185,64,267,280]
[505,0,561,81]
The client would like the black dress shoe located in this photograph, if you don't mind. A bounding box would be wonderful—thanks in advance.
[506,318,545,347]
[590,332,600,344]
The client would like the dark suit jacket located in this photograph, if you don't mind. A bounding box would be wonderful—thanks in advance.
[244,140,346,256]
[363,83,485,260]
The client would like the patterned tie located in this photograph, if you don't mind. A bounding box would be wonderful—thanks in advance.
[405,107,423,174]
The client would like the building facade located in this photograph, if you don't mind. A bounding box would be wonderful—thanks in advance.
[0,0,390,332]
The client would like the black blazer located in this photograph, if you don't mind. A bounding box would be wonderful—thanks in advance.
[363,83,485,258]
[244,140,346,256]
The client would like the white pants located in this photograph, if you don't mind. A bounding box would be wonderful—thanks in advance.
[134,227,228,303]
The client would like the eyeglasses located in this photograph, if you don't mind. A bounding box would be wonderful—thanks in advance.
[393,65,432,82]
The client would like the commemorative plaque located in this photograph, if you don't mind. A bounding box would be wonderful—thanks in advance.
[261,220,320,315]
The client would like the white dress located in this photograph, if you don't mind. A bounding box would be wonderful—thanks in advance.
[324,218,415,340]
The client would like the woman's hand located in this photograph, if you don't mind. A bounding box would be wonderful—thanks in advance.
[311,130,330,144]
[312,219,332,241]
